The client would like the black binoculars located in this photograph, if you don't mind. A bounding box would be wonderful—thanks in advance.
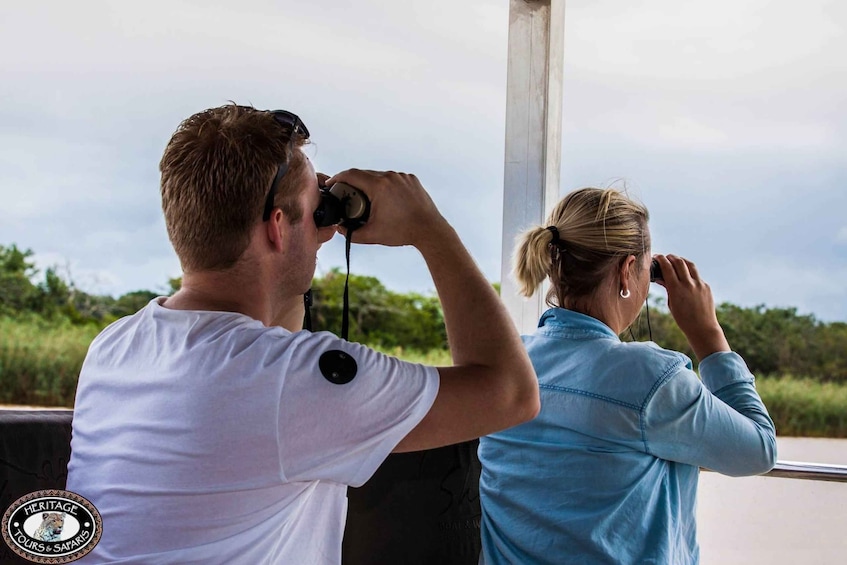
[650,259,663,282]
[314,182,371,230]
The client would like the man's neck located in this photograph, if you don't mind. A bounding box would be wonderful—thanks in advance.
[163,270,305,332]
[163,272,265,317]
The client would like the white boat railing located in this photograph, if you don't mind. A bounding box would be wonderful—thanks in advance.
[763,460,847,483]
[703,460,847,483]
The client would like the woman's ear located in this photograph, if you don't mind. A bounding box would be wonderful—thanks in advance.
[620,255,638,283]
[619,255,637,290]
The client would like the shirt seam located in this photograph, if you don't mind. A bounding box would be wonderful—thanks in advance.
[538,383,641,410]
[709,378,755,397]
[639,361,689,455]
[538,330,618,341]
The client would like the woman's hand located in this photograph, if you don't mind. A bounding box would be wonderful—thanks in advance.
[653,254,731,361]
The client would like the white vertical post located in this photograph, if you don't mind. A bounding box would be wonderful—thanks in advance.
[501,0,566,335]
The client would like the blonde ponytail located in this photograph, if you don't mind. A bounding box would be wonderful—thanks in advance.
[513,226,558,298]
[510,187,650,308]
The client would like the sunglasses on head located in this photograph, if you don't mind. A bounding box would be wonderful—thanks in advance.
[261,109,310,222]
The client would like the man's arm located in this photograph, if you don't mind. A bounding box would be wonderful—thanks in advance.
[325,169,540,452]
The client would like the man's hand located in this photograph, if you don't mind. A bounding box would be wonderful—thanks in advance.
[325,169,448,248]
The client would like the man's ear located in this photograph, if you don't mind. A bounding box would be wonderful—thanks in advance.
[265,208,285,251]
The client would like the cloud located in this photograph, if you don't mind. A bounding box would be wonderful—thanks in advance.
[0,0,845,325]
[566,0,846,81]
[657,117,729,147]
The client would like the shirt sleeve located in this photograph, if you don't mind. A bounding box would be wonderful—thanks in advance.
[642,351,777,476]
[275,331,440,486]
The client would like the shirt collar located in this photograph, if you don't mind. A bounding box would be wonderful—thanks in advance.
[537,307,619,340]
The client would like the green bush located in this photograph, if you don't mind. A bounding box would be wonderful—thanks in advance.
[310,269,447,351]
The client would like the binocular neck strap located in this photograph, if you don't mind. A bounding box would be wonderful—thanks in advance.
[340,227,355,340]
[303,289,313,331]
[302,226,357,341]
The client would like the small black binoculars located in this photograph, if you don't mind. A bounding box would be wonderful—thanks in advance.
[314,182,371,230]
[650,259,663,282]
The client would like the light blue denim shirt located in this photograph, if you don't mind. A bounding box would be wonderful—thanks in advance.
[478,308,776,565]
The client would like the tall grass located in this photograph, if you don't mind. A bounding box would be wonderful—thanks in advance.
[0,320,453,408]
[3,317,847,439]
[0,316,99,407]
[756,376,847,438]
[373,345,452,366]
[379,355,847,439]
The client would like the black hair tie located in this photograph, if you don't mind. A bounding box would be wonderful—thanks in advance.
[546,226,568,257]
[546,226,560,245]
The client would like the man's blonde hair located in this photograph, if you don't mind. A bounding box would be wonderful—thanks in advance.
[159,104,308,272]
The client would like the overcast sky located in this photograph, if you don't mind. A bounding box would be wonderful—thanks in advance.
[2,0,846,322]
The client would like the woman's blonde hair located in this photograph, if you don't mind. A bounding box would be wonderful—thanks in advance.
[513,187,650,307]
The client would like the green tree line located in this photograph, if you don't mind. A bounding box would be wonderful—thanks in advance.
[630,296,847,384]
[0,244,160,323]
[0,244,446,350]
[3,242,847,383]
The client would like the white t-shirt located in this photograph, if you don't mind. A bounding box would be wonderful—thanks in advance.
[67,298,439,564]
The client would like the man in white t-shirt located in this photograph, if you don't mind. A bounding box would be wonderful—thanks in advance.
[66,104,539,564]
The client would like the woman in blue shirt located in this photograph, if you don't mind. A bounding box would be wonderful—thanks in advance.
[478,188,776,565]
